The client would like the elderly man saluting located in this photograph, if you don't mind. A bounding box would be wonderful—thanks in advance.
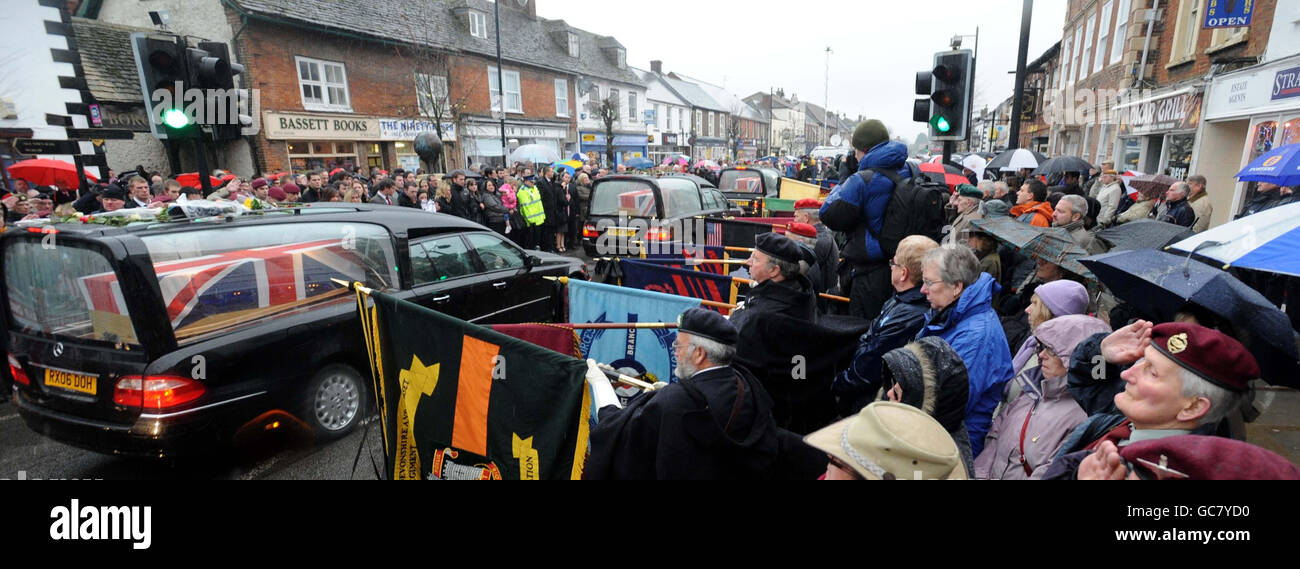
[1043,321,1256,479]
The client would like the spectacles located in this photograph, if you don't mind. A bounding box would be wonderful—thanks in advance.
[889,259,902,269]
[1035,338,1058,358]
[922,278,944,288]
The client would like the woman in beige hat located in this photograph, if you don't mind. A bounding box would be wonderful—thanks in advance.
[804,401,967,480]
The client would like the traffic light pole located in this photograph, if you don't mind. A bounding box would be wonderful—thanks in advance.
[194,136,212,197]
[943,141,954,167]
[1009,0,1032,149]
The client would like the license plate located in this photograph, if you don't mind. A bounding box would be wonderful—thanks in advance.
[45,368,97,396]
[734,200,751,207]
[606,227,637,237]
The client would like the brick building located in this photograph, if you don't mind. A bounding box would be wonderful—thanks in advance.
[1016,41,1060,154]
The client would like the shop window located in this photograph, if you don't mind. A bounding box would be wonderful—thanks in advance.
[1249,121,1278,161]
[335,142,354,154]
[1279,117,1300,147]
[312,143,329,154]
[1120,138,1141,171]
[1165,134,1195,180]
[369,143,382,154]
[287,141,307,154]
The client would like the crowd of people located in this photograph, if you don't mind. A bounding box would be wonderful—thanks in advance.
[586,118,1300,480]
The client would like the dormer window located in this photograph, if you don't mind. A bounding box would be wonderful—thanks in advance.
[469,11,487,39]
[568,33,579,57]
[616,48,626,69]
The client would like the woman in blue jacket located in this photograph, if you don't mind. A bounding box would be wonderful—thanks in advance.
[915,245,1015,457]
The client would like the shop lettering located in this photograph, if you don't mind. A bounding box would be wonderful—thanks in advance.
[276,117,371,132]
[1228,81,1249,104]
[1126,94,1192,128]
[1206,17,1249,26]
[333,119,369,131]
[1273,68,1300,101]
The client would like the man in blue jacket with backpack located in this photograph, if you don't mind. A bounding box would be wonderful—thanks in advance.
[821,120,942,320]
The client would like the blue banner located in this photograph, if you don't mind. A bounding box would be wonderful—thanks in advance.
[1204,0,1253,29]
[1273,66,1300,101]
[568,279,700,402]
[640,242,731,275]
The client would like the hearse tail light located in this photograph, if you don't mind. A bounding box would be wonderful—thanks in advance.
[7,353,29,386]
[646,227,672,241]
[582,223,598,238]
[114,375,206,410]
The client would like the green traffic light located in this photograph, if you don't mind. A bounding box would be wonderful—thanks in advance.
[930,115,951,133]
[163,108,190,129]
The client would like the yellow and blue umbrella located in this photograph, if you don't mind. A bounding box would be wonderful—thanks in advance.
[1236,142,1300,186]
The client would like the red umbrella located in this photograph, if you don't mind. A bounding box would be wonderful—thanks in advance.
[917,161,968,192]
[176,172,222,187]
[7,158,98,188]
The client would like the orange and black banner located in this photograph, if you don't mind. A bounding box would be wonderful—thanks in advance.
[354,287,591,480]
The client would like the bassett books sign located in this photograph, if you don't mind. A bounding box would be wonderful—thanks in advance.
[1203,0,1253,29]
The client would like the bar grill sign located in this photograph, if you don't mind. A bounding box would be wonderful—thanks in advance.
[1204,0,1253,29]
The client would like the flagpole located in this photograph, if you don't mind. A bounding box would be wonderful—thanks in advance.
[594,362,662,391]
[567,322,678,330]
[331,278,373,295]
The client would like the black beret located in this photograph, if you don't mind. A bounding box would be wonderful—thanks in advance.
[677,307,737,345]
[755,232,802,265]
[1150,322,1257,392]
[100,184,126,201]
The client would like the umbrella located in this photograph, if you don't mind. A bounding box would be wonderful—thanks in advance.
[6,158,99,188]
[570,152,585,161]
[1126,173,1179,194]
[918,161,968,191]
[1095,219,1195,251]
[1080,249,1300,387]
[1236,142,1300,186]
[1032,155,1093,176]
[175,172,222,187]
[506,143,561,164]
[987,148,1048,172]
[1168,201,1300,277]
[970,218,1095,280]
[960,155,988,181]
[695,159,720,170]
[550,159,582,174]
[625,157,654,169]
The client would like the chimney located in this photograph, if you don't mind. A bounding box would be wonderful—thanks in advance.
[650,60,663,74]
[776,88,784,98]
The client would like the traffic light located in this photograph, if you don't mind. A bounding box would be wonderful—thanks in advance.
[195,41,249,140]
[926,50,973,141]
[130,33,195,139]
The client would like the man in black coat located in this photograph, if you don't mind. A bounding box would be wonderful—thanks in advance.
[832,235,938,415]
[730,233,818,333]
[1157,182,1196,227]
[448,172,474,219]
[585,308,824,479]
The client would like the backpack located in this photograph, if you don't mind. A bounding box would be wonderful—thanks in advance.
[856,163,947,257]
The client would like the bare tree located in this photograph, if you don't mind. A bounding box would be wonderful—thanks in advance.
[727,104,744,161]
[587,91,620,167]
[390,5,482,172]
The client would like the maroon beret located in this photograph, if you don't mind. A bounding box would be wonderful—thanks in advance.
[785,222,818,239]
[250,178,268,190]
[1150,322,1257,392]
[281,183,301,195]
[267,186,287,201]
[794,198,822,210]
[1119,435,1300,480]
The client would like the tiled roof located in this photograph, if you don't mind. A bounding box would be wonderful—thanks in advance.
[71,17,152,104]
[661,75,727,112]
[230,0,642,86]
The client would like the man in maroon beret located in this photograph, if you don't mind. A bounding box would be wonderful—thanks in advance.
[1044,321,1256,479]
[1079,435,1300,480]
[792,198,840,300]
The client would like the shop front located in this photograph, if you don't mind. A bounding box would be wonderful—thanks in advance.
[262,111,455,174]
[691,136,727,161]
[648,131,688,163]
[1113,87,1203,178]
[463,119,570,168]
[1194,54,1300,224]
[579,132,649,167]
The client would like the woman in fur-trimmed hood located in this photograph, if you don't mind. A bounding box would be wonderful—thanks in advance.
[880,336,974,476]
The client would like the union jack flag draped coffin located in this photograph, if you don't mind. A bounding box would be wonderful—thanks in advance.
[80,239,366,335]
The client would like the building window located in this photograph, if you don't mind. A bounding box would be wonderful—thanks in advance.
[665,105,671,129]
[567,32,579,57]
[608,87,620,122]
[1209,24,1249,50]
[415,73,448,117]
[1061,32,1074,88]
[704,111,712,137]
[680,109,685,133]
[1111,0,1131,64]
[628,92,637,122]
[1080,14,1095,80]
[1095,1,1114,73]
[296,56,350,112]
[555,79,569,117]
[616,48,626,69]
[717,113,724,137]
[1072,25,1084,82]
[488,67,522,114]
[469,11,487,39]
[1169,0,1201,64]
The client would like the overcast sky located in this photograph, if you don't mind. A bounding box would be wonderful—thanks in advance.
[534,0,1066,143]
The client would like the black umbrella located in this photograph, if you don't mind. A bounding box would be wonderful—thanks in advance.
[1126,173,1179,194]
[1079,249,1300,387]
[1032,155,1094,176]
[1095,219,1195,251]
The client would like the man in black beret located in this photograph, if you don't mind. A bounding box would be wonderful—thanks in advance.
[93,184,127,213]
[1043,321,1256,479]
[730,232,817,334]
[586,308,823,479]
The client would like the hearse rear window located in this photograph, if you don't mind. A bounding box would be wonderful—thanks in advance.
[718,169,764,194]
[4,239,141,346]
[138,222,398,343]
